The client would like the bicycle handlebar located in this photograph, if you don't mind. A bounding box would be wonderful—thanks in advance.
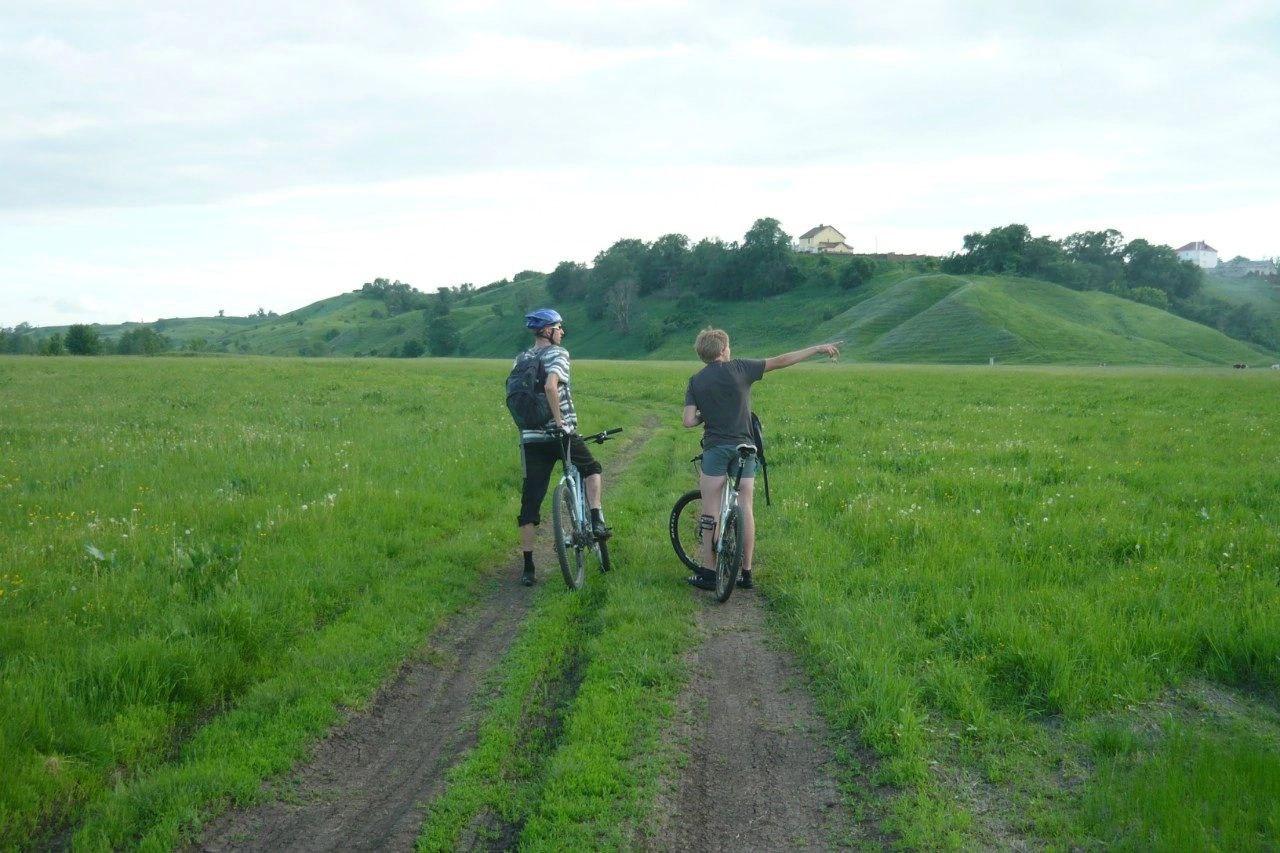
[546,426,624,444]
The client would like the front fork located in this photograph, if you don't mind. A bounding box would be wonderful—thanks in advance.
[564,474,592,546]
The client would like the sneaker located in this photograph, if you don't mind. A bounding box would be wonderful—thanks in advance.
[591,520,613,541]
[521,569,535,587]
[737,569,753,589]
[686,568,716,590]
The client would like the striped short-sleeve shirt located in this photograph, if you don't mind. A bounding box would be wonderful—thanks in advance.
[518,345,578,443]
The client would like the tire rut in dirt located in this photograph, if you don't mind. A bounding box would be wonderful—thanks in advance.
[196,570,533,853]
[650,595,866,851]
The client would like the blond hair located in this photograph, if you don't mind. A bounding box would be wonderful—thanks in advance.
[694,327,729,363]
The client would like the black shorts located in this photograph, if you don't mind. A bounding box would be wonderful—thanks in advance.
[518,436,602,526]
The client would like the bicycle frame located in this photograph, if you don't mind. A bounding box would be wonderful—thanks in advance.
[548,427,622,589]
[556,433,589,544]
[702,447,755,559]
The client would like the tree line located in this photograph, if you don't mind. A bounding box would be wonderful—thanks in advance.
[542,218,880,347]
[942,225,1277,350]
[0,323,179,356]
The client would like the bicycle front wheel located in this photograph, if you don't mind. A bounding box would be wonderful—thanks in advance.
[714,508,743,603]
[669,489,705,572]
[552,482,585,589]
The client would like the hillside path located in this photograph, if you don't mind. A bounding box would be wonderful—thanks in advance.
[197,422,656,852]
[647,590,877,851]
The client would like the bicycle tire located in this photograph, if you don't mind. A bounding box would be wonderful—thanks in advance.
[669,489,705,572]
[552,482,585,589]
[714,508,743,603]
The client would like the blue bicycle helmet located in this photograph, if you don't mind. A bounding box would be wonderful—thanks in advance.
[524,308,563,329]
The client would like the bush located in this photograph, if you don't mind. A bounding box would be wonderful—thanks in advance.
[839,257,878,290]
[426,314,460,356]
[65,324,102,355]
[40,333,65,356]
[116,326,172,355]
[642,318,666,352]
[401,339,425,358]
[322,328,340,341]
[1128,287,1170,311]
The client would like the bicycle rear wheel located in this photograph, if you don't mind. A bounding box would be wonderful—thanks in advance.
[714,508,743,603]
[669,489,705,572]
[552,482,585,589]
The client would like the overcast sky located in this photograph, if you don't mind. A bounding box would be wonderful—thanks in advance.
[3,1,1278,327]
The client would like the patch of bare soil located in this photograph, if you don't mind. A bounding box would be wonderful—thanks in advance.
[648,593,874,851]
[197,422,656,852]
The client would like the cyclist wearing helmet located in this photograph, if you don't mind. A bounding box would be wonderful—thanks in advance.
[515,308,609,586]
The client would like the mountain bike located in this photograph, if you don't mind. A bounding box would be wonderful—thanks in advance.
[551,427,622,589]
[669,443,757,602]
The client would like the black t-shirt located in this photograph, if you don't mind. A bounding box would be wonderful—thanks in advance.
[684,358,766,449]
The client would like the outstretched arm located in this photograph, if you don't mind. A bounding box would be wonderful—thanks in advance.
[763,340,843,373]
[682,405,703,428]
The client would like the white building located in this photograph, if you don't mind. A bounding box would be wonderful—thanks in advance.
[796,225,854,254]
[1175,241,1218,269]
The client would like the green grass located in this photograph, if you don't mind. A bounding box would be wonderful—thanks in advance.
[0,356,641,848]
[751,363,1280,846]
[3,357,1278,849]
[1203,273,1280,324]
[1086,719,1280,849]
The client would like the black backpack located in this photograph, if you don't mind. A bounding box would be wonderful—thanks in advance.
[750,411,771,506]
[506,351,553,429]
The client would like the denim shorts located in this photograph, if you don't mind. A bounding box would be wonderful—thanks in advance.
[700,443,758,478]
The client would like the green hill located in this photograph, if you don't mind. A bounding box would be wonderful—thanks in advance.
[33,267,1277,366]
[1203,272,1280,322]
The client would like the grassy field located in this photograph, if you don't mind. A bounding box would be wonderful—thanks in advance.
[2,357,1278,849]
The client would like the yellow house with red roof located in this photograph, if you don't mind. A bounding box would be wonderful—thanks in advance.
[796,225,854,254]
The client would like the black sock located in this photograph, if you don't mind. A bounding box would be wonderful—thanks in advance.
[522,551,534,572]
[591,508,604,525]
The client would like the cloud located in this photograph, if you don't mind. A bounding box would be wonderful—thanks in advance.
[1,2,1277,324]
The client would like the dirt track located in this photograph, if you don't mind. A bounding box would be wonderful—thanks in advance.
[648,590,873,851]
[198,424,655,851]
[197,565,534,852]
[198,420,871,850]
